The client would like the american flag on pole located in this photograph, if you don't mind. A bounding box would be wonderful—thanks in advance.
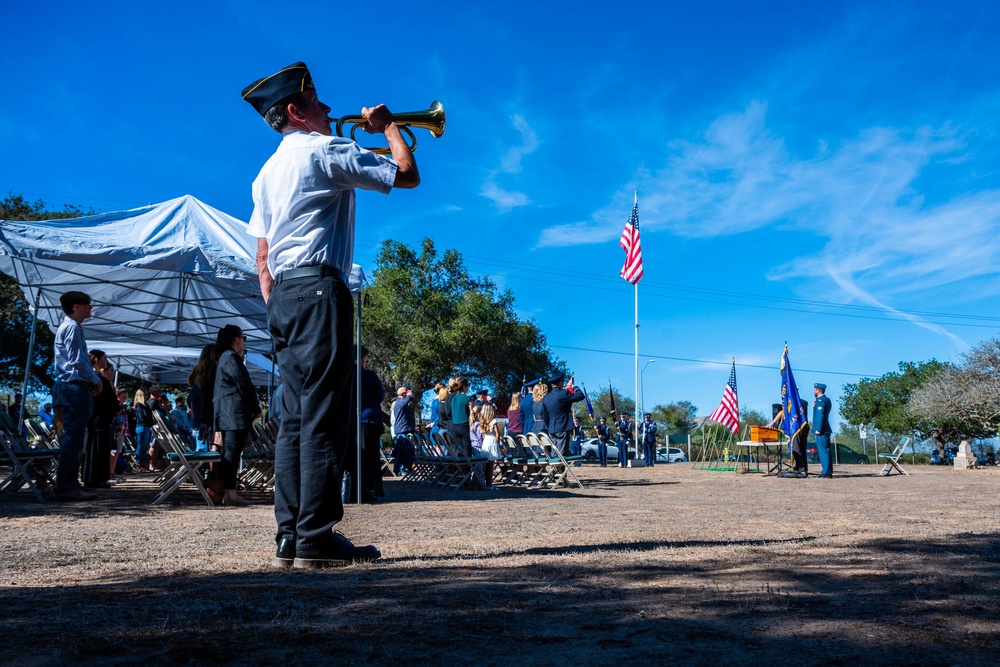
[619,193,643,284]
[707,360,739,434]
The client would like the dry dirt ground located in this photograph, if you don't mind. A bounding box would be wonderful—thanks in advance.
[2,463,999,667]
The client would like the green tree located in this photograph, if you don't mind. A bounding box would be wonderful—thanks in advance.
[361,238,564,399]
[739,407,769,427]
[649,400,698,437]
[1,193,96,393]
[839,360,988,455]
[580,385,636,424]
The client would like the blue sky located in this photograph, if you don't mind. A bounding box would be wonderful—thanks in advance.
[3,0,1000,427]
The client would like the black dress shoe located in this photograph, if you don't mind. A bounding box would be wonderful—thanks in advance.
[293,532,381,569]
[272,535,295,568]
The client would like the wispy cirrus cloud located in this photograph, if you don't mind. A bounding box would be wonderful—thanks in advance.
[480,112,538,212]
[537,101,1000,347]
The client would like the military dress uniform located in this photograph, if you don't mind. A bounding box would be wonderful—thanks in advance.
[541,372,586,454]
[813,383,833,477]
[596,419,610,467]
[639,417,657,467]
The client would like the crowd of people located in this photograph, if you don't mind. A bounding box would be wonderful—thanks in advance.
[36,290,266,505]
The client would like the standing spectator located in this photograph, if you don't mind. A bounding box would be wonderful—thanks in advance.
[542,372,586,454]
[470,405,484,451]
[391,386,416,475]
[37,403,54,430]
[435,382,453,439]
[188,344,217,452]
[357,347,384,502]
[506,392,523,439]
[51,291,102,501]
[213,325,261,506]
[531,381,549,434]
[639,413,658,467]
[449,377,473,455]
[7,394,24,422]
[112,389,129,477]
[132,389,154,472]
[171,397,193,438]
[426,381,445,437]
[519,379,539,434]
[813,383,834,478]
[479,404,502,490]
[83,351,117,489]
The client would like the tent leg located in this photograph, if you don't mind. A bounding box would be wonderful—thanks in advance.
[355,295,362,506]
[18,288,42,428]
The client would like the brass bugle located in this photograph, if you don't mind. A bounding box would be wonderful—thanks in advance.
[332,101,445,154]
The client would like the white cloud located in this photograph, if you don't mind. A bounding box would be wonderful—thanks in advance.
[480,112,539,211]
[537,101,1000,347]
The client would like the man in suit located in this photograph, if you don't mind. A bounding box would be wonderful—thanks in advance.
[813,383,833,478]
[542,372,586,454]
[639,413,658,467]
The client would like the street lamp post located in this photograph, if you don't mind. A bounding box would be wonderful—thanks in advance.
[640,358,656,419]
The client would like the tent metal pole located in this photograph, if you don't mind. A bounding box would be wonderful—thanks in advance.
[174,274,186,348]
[18,287,42,428]
[355,291,363,506]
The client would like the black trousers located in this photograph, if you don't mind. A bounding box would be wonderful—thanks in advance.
[791,432,808,472]
[220,429,249,490]
[82,423,112,488]
[268,273,354,552]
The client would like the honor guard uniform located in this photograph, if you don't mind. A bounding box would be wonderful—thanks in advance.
[813,383,833,478]
[596,417,610,467]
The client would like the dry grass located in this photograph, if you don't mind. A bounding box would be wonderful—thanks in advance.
[2,463,999,666]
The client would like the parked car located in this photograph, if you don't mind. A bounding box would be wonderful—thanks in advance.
[656,446,688,463]
[580,438,621,462]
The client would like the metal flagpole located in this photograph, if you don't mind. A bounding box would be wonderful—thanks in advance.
[633,279,639,464]
[356,291,363,506]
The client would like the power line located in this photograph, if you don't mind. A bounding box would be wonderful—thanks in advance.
[549,344,873,378]
[353,240,999,330]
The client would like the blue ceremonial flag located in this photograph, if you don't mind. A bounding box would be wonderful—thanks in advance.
[581,383,595,420]
[780,345,809,440]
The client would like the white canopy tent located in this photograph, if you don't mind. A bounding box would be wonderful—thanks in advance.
[1,194,368,503]
[91,341,279,387]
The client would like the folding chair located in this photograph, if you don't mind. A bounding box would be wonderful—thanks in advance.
[878,437,910,476]
[0,413,59,502]
[537,432,584,488]
[241,419,277,490]
[150,411,221,505]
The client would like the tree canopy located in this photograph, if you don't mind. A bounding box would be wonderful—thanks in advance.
[1,193,96,393]
[839,360,988,452]
[909,338,1000,437]
[361,238,565,398]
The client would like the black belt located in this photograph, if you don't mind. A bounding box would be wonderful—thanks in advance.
[275,264,348,285]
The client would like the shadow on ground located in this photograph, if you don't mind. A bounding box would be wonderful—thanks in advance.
[3,533,999,666]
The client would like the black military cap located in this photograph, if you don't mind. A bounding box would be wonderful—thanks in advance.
[242,62,316,117]
[476,389,488,396]
[548,371,565,384]
[814,383,827,391]
[524,378,541,388]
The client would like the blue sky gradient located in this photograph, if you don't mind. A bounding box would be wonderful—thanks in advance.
[3,1,999,426]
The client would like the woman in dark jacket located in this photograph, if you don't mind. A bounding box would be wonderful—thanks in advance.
[83,350,118,488]
[187,343,216,451]
[531,382,550,434]
[212,325,260,506]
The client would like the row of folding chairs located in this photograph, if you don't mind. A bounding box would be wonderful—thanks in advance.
[0,412,59,502]
[241,419,278,491]
[496,432,584,489]
[401,431,491,490]
[399,430,584,490]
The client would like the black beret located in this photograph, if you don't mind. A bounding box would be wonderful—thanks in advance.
[242,62,316,117]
